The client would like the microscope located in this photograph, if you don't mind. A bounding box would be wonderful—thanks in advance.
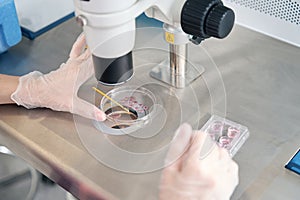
[72,0,237,173]
[73,0,234,88]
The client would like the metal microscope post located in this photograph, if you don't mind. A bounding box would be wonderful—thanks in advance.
[169,43,188,88]
[150,24,204,88]
[150,41,204,89]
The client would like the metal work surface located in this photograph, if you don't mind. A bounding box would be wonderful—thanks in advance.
[1,18,300,199]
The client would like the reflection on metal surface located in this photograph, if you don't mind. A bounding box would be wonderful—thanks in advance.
[0,152,39,200]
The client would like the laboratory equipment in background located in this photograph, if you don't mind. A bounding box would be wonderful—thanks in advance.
[74,0,235,88]
[0,0,22,54]
[14,0,74,39]
[224,0,300,47]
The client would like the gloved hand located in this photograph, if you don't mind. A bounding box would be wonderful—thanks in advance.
[11,34,106,121]
[160,123,239,200]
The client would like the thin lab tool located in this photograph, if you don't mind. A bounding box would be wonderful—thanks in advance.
[92,87,131,114]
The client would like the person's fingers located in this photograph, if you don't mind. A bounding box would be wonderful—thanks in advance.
[73,98,106,121]
[78,47,91,60]
[218,146,231,160]
[69,33,87,59]
[187,130,217,161]
[75,58,94,86]
[164,123,193,172]
[231,161,239,187]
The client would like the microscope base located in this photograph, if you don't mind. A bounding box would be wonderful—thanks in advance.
[150,60,205,88]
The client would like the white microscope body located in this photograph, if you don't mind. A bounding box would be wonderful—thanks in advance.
[73,0,234,87]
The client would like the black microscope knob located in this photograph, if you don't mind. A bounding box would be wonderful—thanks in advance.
[205,4,235,38]
[181,0,235,39]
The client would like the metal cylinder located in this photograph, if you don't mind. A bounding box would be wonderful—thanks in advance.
[170,44,187,76]
[169,44,188,88]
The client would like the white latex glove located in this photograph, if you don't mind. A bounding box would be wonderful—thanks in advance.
[160,123,239,200]
[11,34,106,121]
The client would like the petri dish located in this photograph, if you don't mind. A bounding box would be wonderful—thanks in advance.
[100,86,156,130]
[200,115,250,157]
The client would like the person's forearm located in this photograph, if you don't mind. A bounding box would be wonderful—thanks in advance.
[0,74,19,104]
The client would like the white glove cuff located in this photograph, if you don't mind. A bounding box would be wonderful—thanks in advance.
[11,71,43,109]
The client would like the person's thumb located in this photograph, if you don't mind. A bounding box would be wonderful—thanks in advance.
[73,98,106,121]
[164,123,193,171]
[69,33,86,59]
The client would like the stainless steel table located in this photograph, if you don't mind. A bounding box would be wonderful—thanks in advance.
[0,18,300,200]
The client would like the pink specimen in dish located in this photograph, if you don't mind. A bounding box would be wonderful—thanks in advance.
[119,96,149,113]
[109,113,121,119]
[209,121,224,134]
[218,136,232,148]
[227,126,240,138]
